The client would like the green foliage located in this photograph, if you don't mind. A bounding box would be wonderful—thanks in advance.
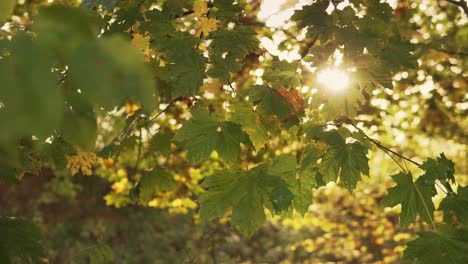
[268,152,323,215]
[440,186,468,226]
[305,126,370,190]
[229,101,269,150]
[248,85,292,119]
[403,226,468,264]
[199,165,292,236]
[0,217,46,264]
[208,26,260,80]
[68,36,157,111]
[384,172,435,228]
[71,244,114,264]
[0,0,15,22]
[263,59,302,89]
[139,170,177,203]
[0,35,63,145]
[173,108,251,163]
[0,0,466,262]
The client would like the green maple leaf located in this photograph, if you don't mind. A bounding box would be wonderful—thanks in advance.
[208,27,259,80]
[149,128,174,156]
[267,151,323,215]
[139,170,177,203]
[199,166,292,236]
[323,86,364,119]
[209,27,259,59]
[319,142,369,190]
[291,0,332,29]
[305,126,370,190]
[154,32,205,98]
[248,85,291,119]
[158,49,206,98]
[0,35,63,145]
[61,91,97,151]
[229,102,269,150]
[212,0,243,21]
[142,10,176,38]
[383,172,435,228]
[68,36,157,111]
[173,108,251,163]
[420,153,456,183]
[162,0,192,16]
[263,58,302,88]
[403,226,468,264]
[439,186,468,226]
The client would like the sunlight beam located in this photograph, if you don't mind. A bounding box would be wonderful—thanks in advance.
[317,69,349,92]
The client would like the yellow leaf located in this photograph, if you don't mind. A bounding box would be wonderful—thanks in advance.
[193,1,209,18]
[195,17,218,37]
[131,33,150,52]
[66,149,98,176]
[125,102,141,115]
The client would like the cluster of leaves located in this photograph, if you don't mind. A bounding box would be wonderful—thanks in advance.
[0,0,467,263]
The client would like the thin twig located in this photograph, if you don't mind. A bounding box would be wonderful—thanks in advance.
[357,131,422,167]
[349,123,421,167]
[135,128,143,169]
[149,99,178,123]
[300,33,320,58]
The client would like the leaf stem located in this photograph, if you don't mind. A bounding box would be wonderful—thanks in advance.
[413,182,437,230]
[149,99,178,123]
[351,124,422,167]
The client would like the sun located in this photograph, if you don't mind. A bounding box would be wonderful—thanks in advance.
[317,68,350,92]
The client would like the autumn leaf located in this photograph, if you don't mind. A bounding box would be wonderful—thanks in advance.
[276,87,305,115]
[193,1,209,18]
[131,33,153,61]
[195,17,218,37]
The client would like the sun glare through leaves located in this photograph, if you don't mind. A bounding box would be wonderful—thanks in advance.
[317,68,350,92]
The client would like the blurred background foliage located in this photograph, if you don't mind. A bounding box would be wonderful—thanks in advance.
[0,0,466,263]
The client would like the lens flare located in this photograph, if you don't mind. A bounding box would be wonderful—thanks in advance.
[317,69,349,92]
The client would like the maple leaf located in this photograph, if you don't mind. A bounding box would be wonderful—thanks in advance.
[173,108,252,163]
[248,85,291,119]
[403,226,468,264]
[319,142,369,190]
[131,33,156,62]
[193,1,209,17]
[263,59,302,88]
[267,151,323,215]
[195,17,218,37]
[420,153,455,183]
[383,172,435,228]
[131,33,149,50]
[229,101,269,151]
[439,186,468,226]
[199,165,292,236]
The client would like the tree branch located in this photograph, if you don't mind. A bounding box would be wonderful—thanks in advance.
[445,0,468,15]
[350,124,422,167]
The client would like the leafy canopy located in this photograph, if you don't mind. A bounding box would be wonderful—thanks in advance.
[0,0,466,262]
